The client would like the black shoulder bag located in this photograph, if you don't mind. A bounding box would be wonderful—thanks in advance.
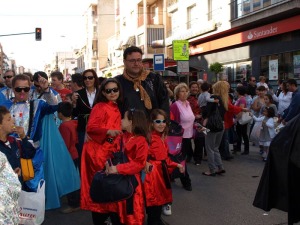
[90,137,138,213]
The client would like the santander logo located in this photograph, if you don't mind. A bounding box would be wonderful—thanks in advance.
[247,26,278,40]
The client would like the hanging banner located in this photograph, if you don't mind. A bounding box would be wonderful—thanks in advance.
[173,40,189,61]
[269,59,278,80]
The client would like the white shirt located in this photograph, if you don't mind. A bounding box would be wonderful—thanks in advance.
[86,89,96,107]
[272,91,293,115]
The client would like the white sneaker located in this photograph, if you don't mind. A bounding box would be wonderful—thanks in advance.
[162,204,172,216]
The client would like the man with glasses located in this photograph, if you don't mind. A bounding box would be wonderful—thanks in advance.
[115,46,169,117]
[0,69,16,101]
[247,76,257,98]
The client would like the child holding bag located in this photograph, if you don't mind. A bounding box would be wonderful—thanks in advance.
[144,109,184,225]
[105,109,150,225]
[252,107,276,161]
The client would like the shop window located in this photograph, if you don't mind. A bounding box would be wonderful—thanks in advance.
[260,51,300,81]
[236,61,252,82]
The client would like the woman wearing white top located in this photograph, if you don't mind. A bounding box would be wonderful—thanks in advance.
[271,81,292,118]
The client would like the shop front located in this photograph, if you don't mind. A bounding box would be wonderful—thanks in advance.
[189,15,300,86]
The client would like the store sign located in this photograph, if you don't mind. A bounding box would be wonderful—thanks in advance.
[173,40,189,61]
[177,61,189,75]
[190,15,300,55]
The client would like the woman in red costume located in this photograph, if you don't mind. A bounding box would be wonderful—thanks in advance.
[144,109,184,225]
[106,109,150,225]
[80,78,123,225]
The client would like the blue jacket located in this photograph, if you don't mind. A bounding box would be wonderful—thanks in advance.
[282,89,300,122]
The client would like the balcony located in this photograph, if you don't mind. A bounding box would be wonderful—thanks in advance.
[231,0,300,28]
[167,0,178,13]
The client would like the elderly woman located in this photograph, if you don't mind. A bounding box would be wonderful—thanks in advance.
[202,81,228,176]
[170,82,194,191]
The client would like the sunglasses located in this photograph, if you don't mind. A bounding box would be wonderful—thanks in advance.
[105,88,119,94]
[34,83,40,88]
[83,76,94,80]
[15,87,30,93]
[3,76,13,79]
[153,119,166,124]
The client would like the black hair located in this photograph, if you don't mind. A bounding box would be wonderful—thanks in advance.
[286,79,297,87]
[256,86,266,91]
[82,69,99,89]
[126,109,150,144]
[50,71,64,81]
[236,86,247,96]
[265,107,275,118]
[0,106,10,124]
[123,46,143,60]
[33,71,48,82]
[264,93,274,104]
[150,109,169,137]
[93,78,123,106]
[189,81,199,89]
[71,73,84,87]
[57,102,73,118]
[200,82,210,92]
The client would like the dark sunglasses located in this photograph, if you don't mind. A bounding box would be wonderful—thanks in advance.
[83,76,94,80]
[3,76,13,79]
[15,87,30,93]
[105,88,119,94]
[153,119,166,124]
[251,80,256,82]
[34,83,40,88]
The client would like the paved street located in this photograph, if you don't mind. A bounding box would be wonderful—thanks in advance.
[43,145,293,225]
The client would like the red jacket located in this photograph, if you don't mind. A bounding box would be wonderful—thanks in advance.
[224,99,243,129]
[144,131,178,207]
[80,101,121,213]
[59,120,79,160]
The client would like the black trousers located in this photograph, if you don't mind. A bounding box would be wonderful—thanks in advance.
[146,205,163,225]
[236,123,249,153]
[193,135,206,162]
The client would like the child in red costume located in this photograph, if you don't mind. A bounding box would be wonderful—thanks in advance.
[144,109,184,225]
[105,109,150,225]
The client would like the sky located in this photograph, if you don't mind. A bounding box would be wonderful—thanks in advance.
[0,0,93,72]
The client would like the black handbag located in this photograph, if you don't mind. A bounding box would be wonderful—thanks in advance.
[90,138,138,204]
[206,105,224,132]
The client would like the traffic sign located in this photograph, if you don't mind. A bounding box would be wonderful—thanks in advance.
[153,54,165,71]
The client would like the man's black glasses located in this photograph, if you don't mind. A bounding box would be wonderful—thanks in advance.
[153,119,166,124]
[105,88,119,94]
[3,76,13,79]
[34,83,40,88]
[83,76,94,80]
[15,87,30,93]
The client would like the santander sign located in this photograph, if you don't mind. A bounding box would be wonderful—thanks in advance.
[247,26,278,40]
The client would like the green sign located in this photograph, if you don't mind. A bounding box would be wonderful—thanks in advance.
[173,40,189,61]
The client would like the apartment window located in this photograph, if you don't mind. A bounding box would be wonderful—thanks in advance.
[150,5,159,25]
[169,9,179,37]
[187,4,197,29]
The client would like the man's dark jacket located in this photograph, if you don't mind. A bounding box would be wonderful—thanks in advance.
[253,114,300,225]
[115,72,169,117]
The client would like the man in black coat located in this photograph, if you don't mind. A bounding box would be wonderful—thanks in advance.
[253,114,300,225]
[115,46,169,118]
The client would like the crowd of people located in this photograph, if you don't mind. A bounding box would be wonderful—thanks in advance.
[0,46,299,225]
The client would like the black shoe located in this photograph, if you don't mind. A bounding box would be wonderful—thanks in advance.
[216,169,226,175]
[183,185,192,191]
[241,152,249,155]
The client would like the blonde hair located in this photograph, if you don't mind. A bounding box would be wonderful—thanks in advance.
[212,81,229,110]
[173,83,189,100]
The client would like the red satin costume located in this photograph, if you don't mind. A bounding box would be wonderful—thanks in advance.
[144,131,178,207]
[81,101,121,213]
[114,132,148,225]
